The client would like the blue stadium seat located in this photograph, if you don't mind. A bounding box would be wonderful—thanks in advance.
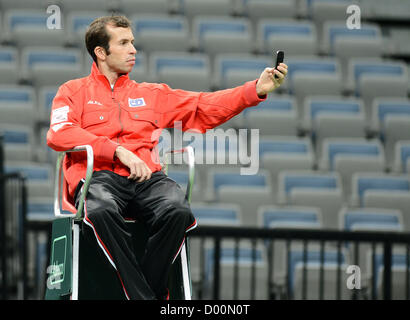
[372,98,410,168]
[286,57,342,106]
[4,9,66,48]
[351,173,410,207]
[340,207,403,232]
[214,53,270,89]
[119,0,170,15]
[287,248,349,299]
[150,52,211,91]
[0,124,33,161]
[181,0,233,22]
[257,19,317,55]
[243,96,299,136]
[323,22,382,55]
[191,203,242,226]
[320,138,385,198]
[259,136,315,194]
[321,139,383,171]
[132,15,190,54]
[258,205,322,229]
[206,168,273,226]
[21,47,83,87]
[4,161,54,199]
[0,85,36,126]
[304,96,366,153]
[203,244,268,299]
[348,59,408,118]
[371,252,410,300]
[278,170,343,228]
[241,0,297,27]
[193,16,253,57]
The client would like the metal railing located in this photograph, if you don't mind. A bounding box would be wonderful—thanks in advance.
[189,225,410,300]
[0,136,28,300]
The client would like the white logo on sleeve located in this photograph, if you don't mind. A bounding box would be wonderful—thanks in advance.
[128,97,146,107]
[51,105,69,124]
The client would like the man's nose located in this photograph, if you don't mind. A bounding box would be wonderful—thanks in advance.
[130,43,137,55]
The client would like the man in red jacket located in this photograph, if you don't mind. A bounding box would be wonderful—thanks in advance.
[47,15,287,300]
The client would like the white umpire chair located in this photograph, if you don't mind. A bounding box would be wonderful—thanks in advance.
[45,145,195,300]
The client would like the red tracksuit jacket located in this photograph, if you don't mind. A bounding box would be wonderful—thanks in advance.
[47,62,266,197]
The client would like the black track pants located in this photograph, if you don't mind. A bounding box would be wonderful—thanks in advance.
[74,170,197,300]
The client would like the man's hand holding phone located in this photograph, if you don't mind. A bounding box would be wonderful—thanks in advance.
[256,50,287,97]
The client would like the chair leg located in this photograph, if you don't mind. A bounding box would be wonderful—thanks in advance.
[72,223,80,300]
[181,242,192,300]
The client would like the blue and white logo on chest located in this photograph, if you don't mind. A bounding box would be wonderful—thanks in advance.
[128,97,146,107]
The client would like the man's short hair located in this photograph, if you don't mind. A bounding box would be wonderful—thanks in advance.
[85,15,132,63]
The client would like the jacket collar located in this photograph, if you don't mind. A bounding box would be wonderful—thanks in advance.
[90,62,130,91]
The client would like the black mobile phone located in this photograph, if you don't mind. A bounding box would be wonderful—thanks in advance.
[274,50,284,79]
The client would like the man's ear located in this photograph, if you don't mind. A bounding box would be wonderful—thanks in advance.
[94,46,107,61]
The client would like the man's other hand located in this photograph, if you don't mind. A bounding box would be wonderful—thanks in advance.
[256,63,288,97]
[115,146,152,182]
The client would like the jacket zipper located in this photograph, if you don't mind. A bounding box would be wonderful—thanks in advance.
[111,82,123,171]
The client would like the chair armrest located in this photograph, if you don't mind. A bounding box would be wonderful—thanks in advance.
[163,146,195,203]
[54,145,94,220]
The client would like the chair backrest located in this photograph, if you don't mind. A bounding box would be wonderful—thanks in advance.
[258,205,322,229]
[340,207,403,231]
[352,173,410,206]
[321,138,383,171]
[191,203,242,226]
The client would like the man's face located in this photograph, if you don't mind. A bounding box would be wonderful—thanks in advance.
[104,24,136,74]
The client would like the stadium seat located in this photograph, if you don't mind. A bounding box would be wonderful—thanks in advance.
[0,0,53,10]
[0,85,36,126]
[0,46,19,84]
[203,243,269,299]
[119,0,171,15]
[372,98,410,168]
[3,9,66,48]
[181,0,234,23]
[319,138,385,198]
[339,207,404,285]
[4,161,54,199]
[240,0,298,30]
[259,135,315,194]
[243,96,299,136]
[277,170,344,229]
[0,124,34,161]
[370,251,410,300]
[287,248,350,299]
[257,19,318,56]
[322,22,383,82]
[347,58,408,118]
[304,96,367,154]
[59,0,114,13]
[21,46,83,88]
[132,15,190,54]
[192,16,253,58]
[286,57,343,108]
[189,202,242,285]
[351,173,410,208]
[149,52,211,91]
[309,0,352,45]
[206,168,274,226]
[213,53,270,89]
